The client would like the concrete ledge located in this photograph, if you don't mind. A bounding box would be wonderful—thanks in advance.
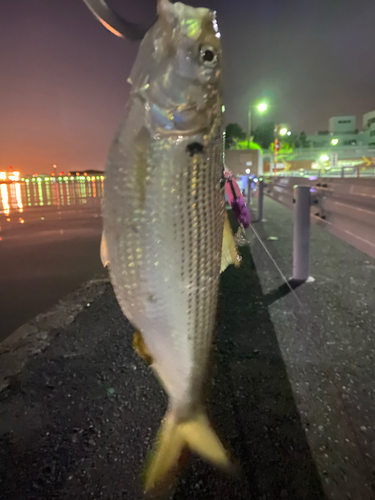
[0,273,109,392]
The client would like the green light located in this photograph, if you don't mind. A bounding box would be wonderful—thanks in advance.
[257,102,268,113]
[331,138,339,145]
[37,177,42,181]
[320,154,329,162]
[26,179,30,183]
[279,128,288,136]
[58,176,62,180]
[63,176,69,180]
[181,18,201,39]
[32,178,36,182]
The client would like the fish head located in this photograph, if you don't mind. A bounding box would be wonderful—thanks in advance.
[129,0,223,134]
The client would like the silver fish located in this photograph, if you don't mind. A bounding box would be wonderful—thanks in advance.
[83,0,239,490]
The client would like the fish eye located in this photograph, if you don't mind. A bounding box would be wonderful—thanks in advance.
[200,45,217,67]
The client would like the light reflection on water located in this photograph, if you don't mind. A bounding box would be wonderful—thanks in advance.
[0,177,104,217]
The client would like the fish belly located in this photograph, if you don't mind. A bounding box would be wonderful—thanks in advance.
[103,101,224,415]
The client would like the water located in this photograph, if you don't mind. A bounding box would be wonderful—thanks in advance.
[0,177,104,341]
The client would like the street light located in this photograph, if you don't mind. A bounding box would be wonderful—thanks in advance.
[248,101,268,146]
[245,168,251,174]
[257,102,268,113]
[331,138,339,146]
[320,154,329,162]
[273,125,289,170]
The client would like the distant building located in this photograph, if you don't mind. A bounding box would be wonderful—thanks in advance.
[70,170,104,175]
[225,149,263,177]
[261,110,375,172]
[362,110,375,145]
[329,115,356,134]
[306,110,375,148]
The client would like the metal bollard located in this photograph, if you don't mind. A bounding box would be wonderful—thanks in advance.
[293,186,311,281]
[257,180,264,222]
[247,177,252,206]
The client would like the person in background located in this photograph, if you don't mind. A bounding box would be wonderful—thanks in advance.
[224,167,251,228]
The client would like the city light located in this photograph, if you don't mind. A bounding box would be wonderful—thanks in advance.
[257,102,268,112]
[331,138,339,145]
[1,184,10,215]
[280,128,288,136]
[320,154,329,162]
[245,168,251,174]
[15,183,23,212]
[0,172,6,181]
[8,171,20,182]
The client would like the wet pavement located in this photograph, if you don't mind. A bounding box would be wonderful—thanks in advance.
[0,178,103,341]
[0,201,374,499]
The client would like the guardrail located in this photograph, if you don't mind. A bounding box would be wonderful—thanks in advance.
[264,177,375,262]
[263,166,375,179]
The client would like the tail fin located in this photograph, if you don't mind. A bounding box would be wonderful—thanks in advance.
[144,410,230,492]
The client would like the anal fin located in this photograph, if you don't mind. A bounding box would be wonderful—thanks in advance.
[133,331,153,365]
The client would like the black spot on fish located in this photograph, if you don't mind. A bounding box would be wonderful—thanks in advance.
[147,293,157,304]
[186,142,204,156]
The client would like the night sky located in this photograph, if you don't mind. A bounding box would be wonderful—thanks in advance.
[1,0,375,174]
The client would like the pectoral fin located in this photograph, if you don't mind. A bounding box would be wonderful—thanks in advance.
[133,331,153,365]
[100,233,109,267]
[221,212,241,272]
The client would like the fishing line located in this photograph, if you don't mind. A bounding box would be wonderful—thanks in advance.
[247,223,303,307]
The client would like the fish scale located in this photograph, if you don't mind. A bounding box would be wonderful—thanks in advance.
[105,115,225,405]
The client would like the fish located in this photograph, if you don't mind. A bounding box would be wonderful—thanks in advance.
[82,0,239,491]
